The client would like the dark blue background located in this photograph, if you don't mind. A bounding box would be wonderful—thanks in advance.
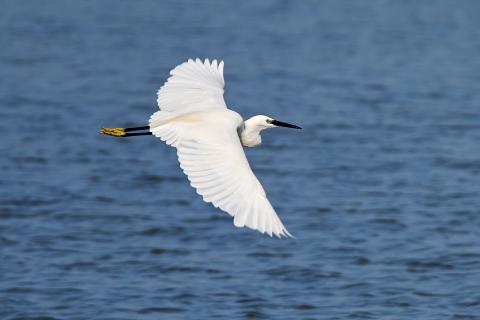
[1,1,479,319]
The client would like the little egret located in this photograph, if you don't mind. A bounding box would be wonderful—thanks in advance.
[101,58,301,238]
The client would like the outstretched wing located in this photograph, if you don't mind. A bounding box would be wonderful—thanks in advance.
[150,58,292,237]
[150,111,292,238]
[156,58,226,114]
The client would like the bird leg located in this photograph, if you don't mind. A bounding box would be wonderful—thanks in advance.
[100,126,152,137]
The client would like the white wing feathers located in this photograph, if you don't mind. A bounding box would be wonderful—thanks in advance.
[173,118,292,238]
[149,58,292,238]
[156,58,226,113]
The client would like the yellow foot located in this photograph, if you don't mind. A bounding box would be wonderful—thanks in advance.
[100,127,125,137]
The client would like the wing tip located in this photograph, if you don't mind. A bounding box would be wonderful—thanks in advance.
[280,229,296,239]
[232,220,295,239]
[185,57,224,75]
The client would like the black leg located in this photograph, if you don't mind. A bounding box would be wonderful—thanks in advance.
[124,126,150,132]
[100,126,151,137]
[123,132,152,137]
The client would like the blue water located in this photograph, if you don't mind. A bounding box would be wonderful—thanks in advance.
[1,1,480,319]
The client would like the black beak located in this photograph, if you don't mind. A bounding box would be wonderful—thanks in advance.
[270,119,302,129]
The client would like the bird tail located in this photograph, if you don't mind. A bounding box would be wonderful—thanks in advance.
[149,110,176,128]
[148,111,181,146]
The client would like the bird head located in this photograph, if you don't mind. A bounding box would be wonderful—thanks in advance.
[250,115,302,130]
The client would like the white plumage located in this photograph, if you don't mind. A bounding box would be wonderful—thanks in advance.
[148,58,297,238]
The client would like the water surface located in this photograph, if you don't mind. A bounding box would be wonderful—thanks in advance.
[1,1,480,319]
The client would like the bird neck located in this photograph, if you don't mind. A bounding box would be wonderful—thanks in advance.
[240,118,265,147]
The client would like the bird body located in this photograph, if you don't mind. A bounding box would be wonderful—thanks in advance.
[101,58,301,238]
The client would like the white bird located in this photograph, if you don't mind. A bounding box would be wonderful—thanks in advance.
[101,58,301,238]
